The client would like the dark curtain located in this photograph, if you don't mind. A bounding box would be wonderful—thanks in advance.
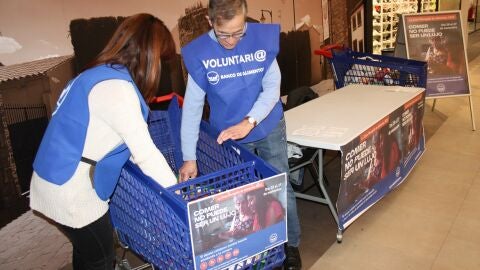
[278,30,312,96]
[69,16,185,100]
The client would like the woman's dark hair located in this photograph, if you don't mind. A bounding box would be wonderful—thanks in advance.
[208,0,247,24]
[86,13,175,101]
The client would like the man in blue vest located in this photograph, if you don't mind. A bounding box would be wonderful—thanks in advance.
[180,1,302,269]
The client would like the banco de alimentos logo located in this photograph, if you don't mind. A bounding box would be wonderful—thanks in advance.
[269,233,278,243]
[207,71,220,85]
[436,83,446,93]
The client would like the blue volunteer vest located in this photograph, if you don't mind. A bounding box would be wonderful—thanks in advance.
[182,23,283,143]
[33,64,149,200]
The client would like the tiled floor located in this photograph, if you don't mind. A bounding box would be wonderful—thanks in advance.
[1,32,480,270]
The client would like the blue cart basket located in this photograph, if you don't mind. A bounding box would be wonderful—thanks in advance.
[109,97,286,269]
[315,45,427,89]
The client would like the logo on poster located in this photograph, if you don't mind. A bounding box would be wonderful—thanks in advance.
[269,233,278,243]
[436,83,446,92]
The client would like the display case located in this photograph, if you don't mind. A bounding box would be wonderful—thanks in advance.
[421,0,437,12]
[370,0,438,55]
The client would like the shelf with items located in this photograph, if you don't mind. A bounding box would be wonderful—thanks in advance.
[372,0,420,55]
[420,0,437,13]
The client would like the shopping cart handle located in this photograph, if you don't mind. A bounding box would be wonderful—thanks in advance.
[150,92,184,107]
[314,44,346,58]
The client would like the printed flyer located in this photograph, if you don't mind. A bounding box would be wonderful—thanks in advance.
[337,91,425,229]
[338,114,398,229]
[187,174,287,270]
[403,11,470,97]
[401,92,426,175]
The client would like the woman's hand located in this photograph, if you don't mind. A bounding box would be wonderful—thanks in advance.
[179,160,198,182]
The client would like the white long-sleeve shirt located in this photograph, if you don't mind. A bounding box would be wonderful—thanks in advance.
[30,79,177,228]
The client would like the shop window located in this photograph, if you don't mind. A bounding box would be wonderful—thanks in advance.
[357,11,362,28]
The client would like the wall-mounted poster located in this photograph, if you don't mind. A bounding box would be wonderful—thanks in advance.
[322,0,329,40]
[403,11,470,98]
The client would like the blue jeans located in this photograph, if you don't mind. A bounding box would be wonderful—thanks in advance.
[242,118,301,247]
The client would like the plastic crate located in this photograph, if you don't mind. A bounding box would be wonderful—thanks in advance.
[109,97,286,269]
[316,46,427,89]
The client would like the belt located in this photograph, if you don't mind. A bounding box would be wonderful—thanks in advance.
[80,156,97,166]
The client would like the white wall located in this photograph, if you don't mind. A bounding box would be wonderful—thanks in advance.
[0,0,323,65]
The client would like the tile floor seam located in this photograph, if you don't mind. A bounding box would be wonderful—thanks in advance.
[474,164,480,180]
[428,178,475,270]
[426,60,480,268]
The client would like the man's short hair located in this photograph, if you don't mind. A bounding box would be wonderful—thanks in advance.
[208,0,247,24]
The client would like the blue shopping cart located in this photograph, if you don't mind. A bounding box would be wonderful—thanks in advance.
[109,97,285,270]
[315,44,427,89]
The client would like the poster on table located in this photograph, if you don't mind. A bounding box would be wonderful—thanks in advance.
[187,174,287,270]
[337,93,425,229]
[403,11,470,98]
[401,91,426,177]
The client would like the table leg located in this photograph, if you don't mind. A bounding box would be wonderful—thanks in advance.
[294,149,343,241]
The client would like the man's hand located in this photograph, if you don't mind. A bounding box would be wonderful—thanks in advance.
[179,160,198,182]
[217,119,254,144]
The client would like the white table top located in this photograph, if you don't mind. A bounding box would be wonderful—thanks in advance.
[285,84,425,150]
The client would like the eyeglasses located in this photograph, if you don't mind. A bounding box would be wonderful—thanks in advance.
[213,24,246,40]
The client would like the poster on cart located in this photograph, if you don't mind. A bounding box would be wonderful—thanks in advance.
[402,11,470,98]
[337,92,425,229]
[187,174,287,270]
